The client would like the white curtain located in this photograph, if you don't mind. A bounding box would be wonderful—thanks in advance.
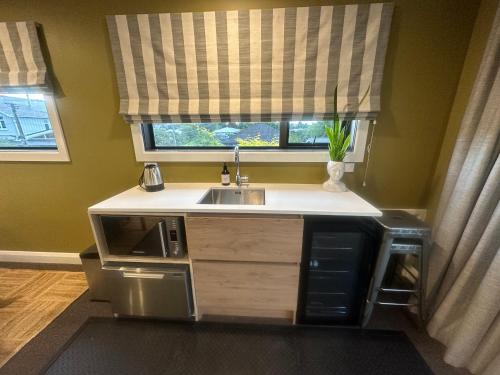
[426,3,500,375]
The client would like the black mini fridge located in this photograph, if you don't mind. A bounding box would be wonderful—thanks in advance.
[298,217,381,325]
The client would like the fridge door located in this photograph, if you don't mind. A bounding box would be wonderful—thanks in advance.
[104,264,193,319]
[298,217,381,325]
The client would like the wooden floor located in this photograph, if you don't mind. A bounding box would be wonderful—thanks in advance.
[0,268,88,367]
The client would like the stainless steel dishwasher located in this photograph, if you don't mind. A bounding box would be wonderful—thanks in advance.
[104,263,194,320]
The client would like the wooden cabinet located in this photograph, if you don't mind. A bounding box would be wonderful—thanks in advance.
[187,214,304,322]
[192,261,300,320]
[186,215,303,263]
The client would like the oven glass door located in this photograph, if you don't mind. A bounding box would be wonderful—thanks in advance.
[101,216,167,257]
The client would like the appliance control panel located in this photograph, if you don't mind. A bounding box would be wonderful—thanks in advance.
[165,216,186,258]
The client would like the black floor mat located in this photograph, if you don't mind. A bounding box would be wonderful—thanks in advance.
[42,318,432,375]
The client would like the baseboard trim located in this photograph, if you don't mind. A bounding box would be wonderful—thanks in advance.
[0,250,81,265]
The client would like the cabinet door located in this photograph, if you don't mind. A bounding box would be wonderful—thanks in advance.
[186,215,303,263]
[192,261,299,320]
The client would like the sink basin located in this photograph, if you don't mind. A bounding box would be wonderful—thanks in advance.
[198,188,265,205]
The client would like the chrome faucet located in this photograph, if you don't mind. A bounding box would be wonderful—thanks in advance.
[234,145,249,187]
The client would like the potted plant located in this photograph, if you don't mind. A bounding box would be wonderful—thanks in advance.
[323,87,351,192]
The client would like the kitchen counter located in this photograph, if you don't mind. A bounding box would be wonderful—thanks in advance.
[88,183,381,217]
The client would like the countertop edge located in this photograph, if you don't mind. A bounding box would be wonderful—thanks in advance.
[88,207,383,217]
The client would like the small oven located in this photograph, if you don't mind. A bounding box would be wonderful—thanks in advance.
[98,215,186,259]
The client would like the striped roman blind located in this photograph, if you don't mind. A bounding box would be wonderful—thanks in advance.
[0,21,49,91]
[107,3,394,124]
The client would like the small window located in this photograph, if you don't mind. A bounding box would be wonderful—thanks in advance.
[132,119,369,163]
[0,92,69,162]
[143,121,356,150]
[287,120,356,152]
[147,122,280,149]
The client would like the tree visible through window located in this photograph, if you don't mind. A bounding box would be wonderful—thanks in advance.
[150,122,280,148]
[0,93,57,149]
[145,120,357,150]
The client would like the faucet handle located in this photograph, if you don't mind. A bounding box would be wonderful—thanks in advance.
[240,176,249,185]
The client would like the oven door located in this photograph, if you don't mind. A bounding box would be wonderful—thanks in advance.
[100,215,168,257]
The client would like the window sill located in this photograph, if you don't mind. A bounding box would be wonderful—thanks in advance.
[134,148,361,164]
[0,149,70,162]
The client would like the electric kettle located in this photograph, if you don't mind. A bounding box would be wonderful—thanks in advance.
[139,163,164,192]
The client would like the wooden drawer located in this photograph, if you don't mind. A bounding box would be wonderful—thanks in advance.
[192,261,300,318]
[186,215,304,262]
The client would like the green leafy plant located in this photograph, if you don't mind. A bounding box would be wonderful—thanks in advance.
[325,86,351,161]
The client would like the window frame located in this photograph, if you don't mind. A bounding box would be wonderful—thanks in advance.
[130,119,370,164]
[284,120,357,151]
[0,94,70,162]
[143,122,283,151]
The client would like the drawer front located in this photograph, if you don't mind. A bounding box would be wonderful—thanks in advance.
[186,216,303,262]
[192,261,300,314]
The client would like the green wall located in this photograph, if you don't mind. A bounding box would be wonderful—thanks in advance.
[0,0,480,252]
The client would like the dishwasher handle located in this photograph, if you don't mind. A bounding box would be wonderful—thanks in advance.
[102,266,187,281]
[122,272,165,280]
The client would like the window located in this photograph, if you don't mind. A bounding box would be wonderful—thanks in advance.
[148,122,280,149]
[143,120,357,151]
[131,119,369,164]
[287,121,356,151]
[0,92,69,162]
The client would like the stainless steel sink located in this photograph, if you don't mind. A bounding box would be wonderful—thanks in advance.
[198,188,265,205]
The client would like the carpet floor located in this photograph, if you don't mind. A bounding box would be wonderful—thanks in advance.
[0,264,471,375]
[42,318,432,375]
[0,268,88,367]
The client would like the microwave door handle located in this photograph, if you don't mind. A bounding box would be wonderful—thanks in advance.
[158,221,168,257]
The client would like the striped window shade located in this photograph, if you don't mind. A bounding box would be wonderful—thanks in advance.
[0,21,49,91]
[107,3,394,124]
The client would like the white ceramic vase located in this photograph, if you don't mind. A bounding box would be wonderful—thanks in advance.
[323,161,348,192]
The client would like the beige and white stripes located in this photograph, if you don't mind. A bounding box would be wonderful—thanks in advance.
[107,3,394,124]
[0,21,48,89]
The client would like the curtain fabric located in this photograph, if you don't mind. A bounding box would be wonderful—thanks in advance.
[426,3,500,374]
[106,3,394,124]
[0,21,48,90]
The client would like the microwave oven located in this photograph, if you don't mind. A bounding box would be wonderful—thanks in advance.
[99,215,186,258]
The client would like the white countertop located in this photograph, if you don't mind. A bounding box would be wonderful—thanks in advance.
[88,183,381,217]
